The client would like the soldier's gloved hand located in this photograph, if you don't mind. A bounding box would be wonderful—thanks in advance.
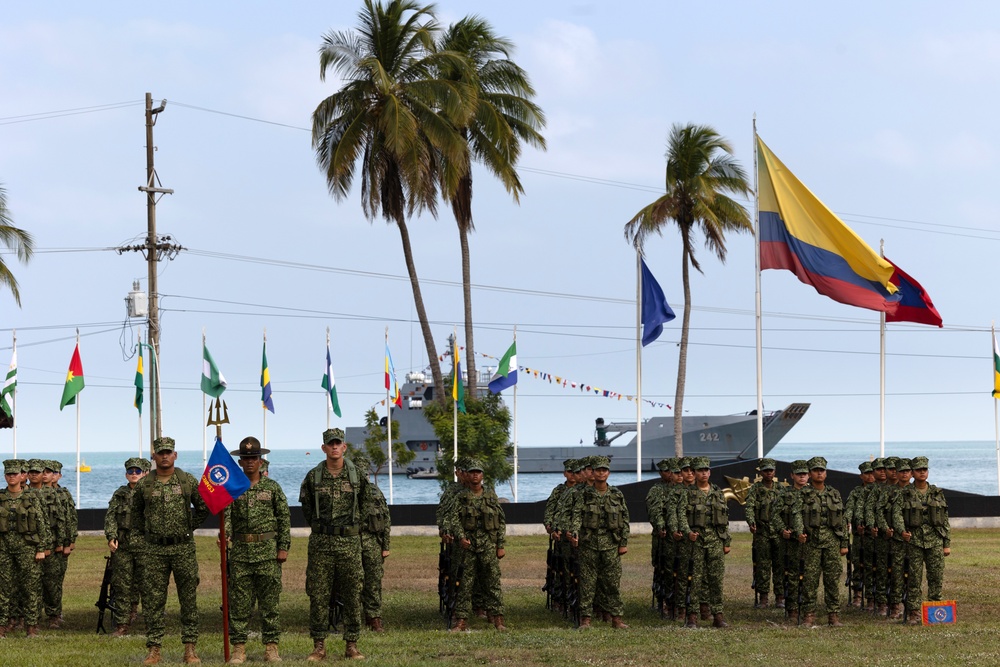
[497,548,505,559]
[108,539,118,553]
[459,538,471,550]
[277,550,288,563]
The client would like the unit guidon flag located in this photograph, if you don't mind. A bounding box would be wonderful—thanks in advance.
[198,436,251,514]
[922,600,957,625]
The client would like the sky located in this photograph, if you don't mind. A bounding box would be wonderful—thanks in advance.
[1,1,999,458]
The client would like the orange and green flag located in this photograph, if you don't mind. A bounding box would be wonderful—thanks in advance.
[60,343,85,410]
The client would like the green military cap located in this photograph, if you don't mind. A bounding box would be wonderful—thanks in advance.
[896,458,912,472]
[455,456,469,472]
[124,457,145,470]
[678,456,693,470]
[579,456,594,469]
[465,458,485,473]
[27,458,45,472]
[872,457,886,469]
[48,460,63,473]
[885,456,899,470]
[757,458,777,471]
[911,456,929,469]
[656,458,671,472]
[791,459,810,474]
[563,458,576,471]
[153,436,176,452]
[807,456,827,470]
[591,456,611,470]
[140,458,152,472]
[322,428,345,444]
[669,458,682,473]
[10,458,26,473]
[3,459,21,475]
[691,456,711,471]
[858,461,873,473]
[571,458,586,473]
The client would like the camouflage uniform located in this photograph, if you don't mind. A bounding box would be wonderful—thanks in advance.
[225,475,291,646]
[0,461,53,632]
[104,466,145,627]
[865,460,890,610]
[646,459,672,613]
[360,481,390,624]
[771,464,806,619]
[843,462,871,604]
[445,476,506,623]
[677,462,730,621]
[892,457,949,622]
[798,457,848,620]
[745,459,782,605]
[299,452,369,645]
[48,462,77,624]
[131,458,209,648]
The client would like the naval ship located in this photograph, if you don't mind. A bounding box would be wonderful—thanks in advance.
[345,370,810,476]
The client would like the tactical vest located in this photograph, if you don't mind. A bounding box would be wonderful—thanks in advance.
[581,495,625,532]
[139,470,196,536]
[114,488,134,538]
[757,489,775,524]
[801,488,843,531]
[0,493,41,544]
[366,499,387,534]
[312,459,360,525]
[686,488,727,530]
[902,487,947,529]
[460,496,502,536]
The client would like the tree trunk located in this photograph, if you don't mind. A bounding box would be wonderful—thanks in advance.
[674,243,693,458]
[394,215,446,404]
[459,225,477,397]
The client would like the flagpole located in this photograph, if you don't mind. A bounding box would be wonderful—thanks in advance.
[11,330,16,458]
[512,326,519,502]
[203,329,208,470]
[636,251,643,482]
[148,342,159,458]
[326,328,331,431]
[263,328,268,453]
[138,330,144,458]
[994,323,999,496]
[879,240,886,458]
[753,116,765,458]
[75,329,81,509]
[385,327,394,505]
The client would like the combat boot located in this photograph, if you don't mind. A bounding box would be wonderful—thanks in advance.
[449,618,469,633]
[264,643,281,662]
[344,641,364,660]
[474,608,487,619]
[684,613,699,629]
[877,603,888,617]
[493,615,507,631]
[904,609,921,625]
[0,624,6,639]
[851,591,862,608]
[306,639,326,661]
[610,616,628,629]
[230,644,246,664]
[369,617,385,633]
[755,593,769,609]
[785,610,799,626]
[143,646,162,666]
[828,613,843,627]
[865,599,875,612]
[577,616,592,629]
[111,624,130,638]
[700,603,711,620]
[801,612,817,628]
[183,643,201,665]
[129,604,139,625]
[775,594,785,609]
[712,613,728,628]
[46,615,62,629]
[888,603,903,620]
[25,625,39,638]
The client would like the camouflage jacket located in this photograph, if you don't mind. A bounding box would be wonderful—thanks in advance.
[27,485,58,550]
[53,485,78,545]
[864,482,888,530]
[543,482,569,530]
[744,481,781,536]
[892,484,950,549]
[665,484,689,535]
[553,482,588,533]
[568,484,629,551]
[361,482,391,552]
[435,481,464,533]
[798,484,848,549]
[678,484,731,547]
[844,483,867,529]
[771,485,805,536]
[131,468,210,546]
[299,460,370,535]
[104,484,138,547]
[645,482,671,533]
[446,486,506,552]
[225,476,291,563]
[0,487,54,554]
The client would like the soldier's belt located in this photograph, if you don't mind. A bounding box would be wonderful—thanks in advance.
[233,531,276,543]
[312,524,360,536]
[145,533,192,546]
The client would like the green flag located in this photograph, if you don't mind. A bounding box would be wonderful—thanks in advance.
[134,346,143,415]
[201,344,227,398]
[60,343,85,410]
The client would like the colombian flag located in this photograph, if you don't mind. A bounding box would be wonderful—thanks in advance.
[198,436,251,515]
[757,136,900,313]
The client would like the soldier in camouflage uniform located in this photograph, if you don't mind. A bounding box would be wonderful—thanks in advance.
[567,456,628,629]
[0,459,52,638]
[46,460,77,629]
[745,458,782,609]
[893,456,950,625]
[664,457,692,621]
[545,459,576,535]
[771,460,809,625]
[886,457,912,620]
[300,428,369,661]
[798,456,848,628]
[445,458,507,632]
[864,457,889,614]
[353,450,390,633]
[131,437,210,666]
[543,459,577,613]
[844,461,872,608]
[874,457,902,618]
[104,456,150,636]
[646,458,672,614]
[676,456,730,628]
[13,459,52,633]
[226,437,290,664]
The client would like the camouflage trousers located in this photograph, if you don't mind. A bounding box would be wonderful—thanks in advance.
[848,531,869,597]
[111,547,143,626]
[306,535,363,643]
[904,542,945,613]
[801,534,842,615]
[579,546,623,618]
[229,558,282,645]
[651,535,677,611]
[141,543,201,647]
[685,534,725,615]
[360,535,384,620]
[872,534,889,604]
[752,532,782,597]
[454,545,503,620]
[0,535,42,626]
[889,539,907,605]
[41,550,68,618]
[777,536,804,613]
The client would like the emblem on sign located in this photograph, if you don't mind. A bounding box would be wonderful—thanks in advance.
[209,464,230,485]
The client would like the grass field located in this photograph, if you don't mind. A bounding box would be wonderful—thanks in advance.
[3,530,999,665]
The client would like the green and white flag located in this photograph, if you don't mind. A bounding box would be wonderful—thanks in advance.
[0,351,16,417]
[201,344,227,398]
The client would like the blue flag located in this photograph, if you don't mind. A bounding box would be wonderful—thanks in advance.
[197,436,251,514]
[641,258,675,346]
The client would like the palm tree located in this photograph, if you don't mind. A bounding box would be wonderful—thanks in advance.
[0,184,34,307]
[624,124,752,456]
[436,16,546,397]
[311,0,476,403]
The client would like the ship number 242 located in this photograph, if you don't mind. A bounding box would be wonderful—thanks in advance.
[699,433,719,442]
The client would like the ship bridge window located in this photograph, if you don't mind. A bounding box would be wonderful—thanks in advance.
[423,386,434,401]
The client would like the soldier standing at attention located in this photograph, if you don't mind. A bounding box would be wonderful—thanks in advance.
[353,451,390,633]
[105,457,150,637]
[42,460,75,629]
[300,428,369,661]
[865,457,889,614]
[844,461,873,608]
[771,460,809,625]
[745,458,782,609]
[0,459,52,638]
[646,459,672,614]
[23,460,55,631]
[894,456,950,625]
[568,456,629,629]
[544,459,576,535]
[446,459,507,632]
[131,437,210,666]
[886,458,912,620]
[226,437,290,664]
[797,456,848,628]
[677,457,730,628]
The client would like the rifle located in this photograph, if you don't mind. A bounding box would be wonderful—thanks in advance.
[859,528,867,609]
[438,539,451,615]
[95,554,118,634]
[751,538,760,607]
[328,564,344,632]
[543,534,556,610]
[796,552,805,626]
[884,537,894,616]
[653,536,667,618]
[444,557,465,629]
[901,545,910,613]
[845,540,853,589]
[564,543,581,627]
[667,546,681,621]
[684,544,695,617]
[782,539,791,619]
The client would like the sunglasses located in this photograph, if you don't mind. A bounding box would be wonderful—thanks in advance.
[126,468,143,475]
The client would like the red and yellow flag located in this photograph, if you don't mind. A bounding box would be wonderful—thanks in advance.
[60,343,85,410]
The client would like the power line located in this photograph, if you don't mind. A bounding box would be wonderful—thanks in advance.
[0,100,143,126]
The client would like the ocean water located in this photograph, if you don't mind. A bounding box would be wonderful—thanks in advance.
[15,441,997,508]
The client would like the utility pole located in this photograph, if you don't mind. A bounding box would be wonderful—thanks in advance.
[117,92,182,454]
